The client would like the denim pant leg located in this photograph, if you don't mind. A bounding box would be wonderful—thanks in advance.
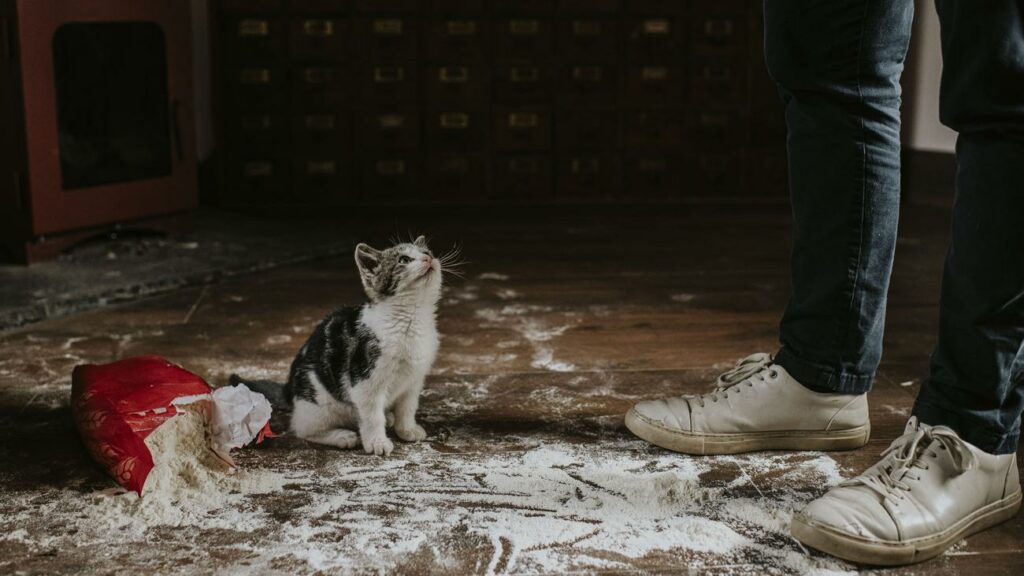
[764,0,915,394]
[912,1,1024,455]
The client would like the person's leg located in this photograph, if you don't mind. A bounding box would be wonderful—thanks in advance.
[793,2,1024,565]
[623,0,913,455]
[768,0,914,394]
[912,0,1024,455]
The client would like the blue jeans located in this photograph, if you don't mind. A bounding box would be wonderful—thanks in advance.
[764,0,1024,454]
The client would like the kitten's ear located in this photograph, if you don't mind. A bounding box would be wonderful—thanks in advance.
[413,235,428,249]
[354,243,382,275]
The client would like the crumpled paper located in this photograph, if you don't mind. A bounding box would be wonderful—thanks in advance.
[209,384,273,462]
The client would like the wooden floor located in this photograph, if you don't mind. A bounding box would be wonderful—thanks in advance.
[0,203,1020,574]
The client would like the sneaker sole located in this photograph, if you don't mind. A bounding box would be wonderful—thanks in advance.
[791,491,1023,566]
[623,408,870,455]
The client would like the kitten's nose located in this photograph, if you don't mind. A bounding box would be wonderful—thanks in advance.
[423,255,434,266]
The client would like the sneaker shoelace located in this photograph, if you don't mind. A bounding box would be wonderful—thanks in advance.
[694,353,777,408]
[843,417,977,505]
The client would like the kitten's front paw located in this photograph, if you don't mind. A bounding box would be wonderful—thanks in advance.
[396,424,427,442]
[362,434,394,456]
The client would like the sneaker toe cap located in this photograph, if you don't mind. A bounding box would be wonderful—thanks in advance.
[799,487,900,542]
[632,398,692,431]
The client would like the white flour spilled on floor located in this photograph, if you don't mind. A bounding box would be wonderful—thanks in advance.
[262,441,856,575]
[475,305,579,374]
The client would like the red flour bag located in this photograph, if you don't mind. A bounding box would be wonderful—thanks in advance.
[72,356,273,495]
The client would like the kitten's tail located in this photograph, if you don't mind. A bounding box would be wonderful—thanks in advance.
[228,374,292,434]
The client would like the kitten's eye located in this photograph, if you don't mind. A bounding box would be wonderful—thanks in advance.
[398,255,413,264]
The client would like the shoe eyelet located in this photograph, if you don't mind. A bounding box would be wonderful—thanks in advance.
[769,370,779,379]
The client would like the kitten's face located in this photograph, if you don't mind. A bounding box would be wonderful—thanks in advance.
[354,236,442,301]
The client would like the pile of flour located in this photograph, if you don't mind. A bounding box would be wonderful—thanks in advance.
[79,409,286,536]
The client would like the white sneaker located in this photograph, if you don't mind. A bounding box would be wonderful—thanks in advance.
[624,353,870,455]
[792,417,1022,565]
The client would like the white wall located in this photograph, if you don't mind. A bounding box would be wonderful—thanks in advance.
[905,1,957,153]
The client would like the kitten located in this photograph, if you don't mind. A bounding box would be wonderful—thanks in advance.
[232,236,446,456]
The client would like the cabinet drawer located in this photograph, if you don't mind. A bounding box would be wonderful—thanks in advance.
[493,64,553,102]
[288,1,350,12]
[292,113,350,153]
[689,0,749,55]
[291,65,350,109]
[354,17,418,61]
[492,156,553,198]
[229,65,287,110]
[556,109,618,150]
[622,64,684,107]
[689,152,745,197]
[494,18,553,61]
[353,0,419,12]
[624,110,684,149]
[227,158,291,203]
[424,18,487,60]
[425,110,485,151]
[493,109,552,151]
[690,55,749,106]
[357,64,419,103]
[558,19,618,60]
[424,154,485,199]
[227,113,289,157]
[362,157,418,199]
[224,16,286,62]
[557,154,618,198]
[558,64,617,106]
[624,17,682,62]
[222,0,282,13]
[293,157,355,203]
[424,64,488,104]
[289,18,349,61]
[558,0,617,14]
[359,110,420,149]
[690,109,749,150]
[624,154,682,197]
[628,0,685,15]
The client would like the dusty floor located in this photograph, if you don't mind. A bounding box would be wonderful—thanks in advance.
[1,205,1021,575]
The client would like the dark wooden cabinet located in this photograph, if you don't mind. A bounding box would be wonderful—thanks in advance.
[213,0,786,205]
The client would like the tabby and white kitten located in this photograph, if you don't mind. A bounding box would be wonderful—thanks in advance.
[233,236,446,455]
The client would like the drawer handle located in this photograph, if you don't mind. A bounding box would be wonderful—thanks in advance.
[704,19,734,38]
[439,66,469,83]
[304,19,335,37]
[573,66,603,82]
[239,68,272,84]
[377,114,405,129]
[238,19,269,37]
[440,113,469,129]
[572,159,601,174]
[306,160,337,175]
[642,19,671,35]
[573,20,602,36]
[509,66,539,83]
[508,113,538,129]
[305,114,337,130]
[641,66,668,81]
[509,19,539,35]
[373,19,403,35]
[303,67,334,84]
[446,20,477,36]
[244,162,274,177]
[508,158,538,174]
[374,66,405,82]
[376,160,406,175]
[241,115,273,130]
